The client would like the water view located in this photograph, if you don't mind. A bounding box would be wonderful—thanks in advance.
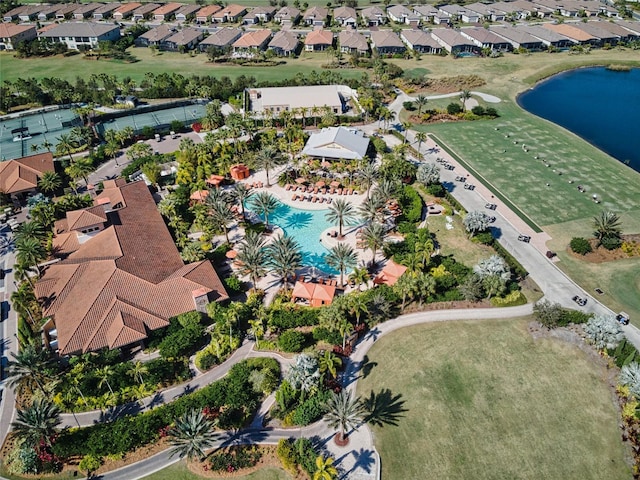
[518,67,640,173]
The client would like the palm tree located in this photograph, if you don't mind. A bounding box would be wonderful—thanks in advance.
[15,236,47,275]
[252,191,280,228]
[268,234,302,290]
[127,361,148,385]
[231,182,253,222]
[104,139,120,165]
[358,196,385,225]
[207,197,235,244]
[30,143,41,153]
[255,146,285,187]
[6,345,55,397]
[324,390,365,445]
[325,199,356,239]
[459,90,472,112]
[41,139,53,153]
[325,243,358,287]
[395,273,419,311]
[415,95,428,115]
[358,162,378,199]
[414,131,427,157]
[318,350,342,380]
[11,398,61,448]
[593,210,622,243]
[168,409,218,462]
[65,157,94,187]
[237,230,268,288]
[401,121,411,143]
[14,220,47,244]
[56,133,76,162]
[37,171,62,195]
[415,272,436,308]
[347,292,369,325]
[361,222,385,267]
[314,456,338,480]
[95,365,115,395]
[348,267,370,292]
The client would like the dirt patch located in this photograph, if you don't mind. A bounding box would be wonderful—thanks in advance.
[568,234,640,263]
[403,75,486,94]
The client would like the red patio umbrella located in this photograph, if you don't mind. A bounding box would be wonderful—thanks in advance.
[225,250,238,259]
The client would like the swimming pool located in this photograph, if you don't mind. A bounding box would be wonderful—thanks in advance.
[250,202,339,275]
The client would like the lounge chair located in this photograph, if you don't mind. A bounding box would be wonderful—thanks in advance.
[312,196,318,203]
[292,194,297,201]
[314,187,319,194]
[326,197,333,204]
[285,184,291,191]
[343,189,348,195]
[329,188,335,194]
[337,188,342,195]
[320,188,326,194]
[319,197,326,204]
[347,188,353,195]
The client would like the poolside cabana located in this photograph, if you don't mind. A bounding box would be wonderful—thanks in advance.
[292,281,315,302]
[230,164,250,180]
[310,283,336,307]
[373,260,407,286]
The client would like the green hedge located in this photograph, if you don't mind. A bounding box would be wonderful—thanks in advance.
[491,240,528,279]
[52,359,279,459]
[269,306,320,330]
[398,185,423,224]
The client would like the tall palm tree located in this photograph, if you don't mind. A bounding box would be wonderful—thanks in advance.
[252,191,280,228]
[15,236,47,275]
[318,350,342,380]
[361,222,385,267]
[11,398,61,449]
[14,220,47,245]
[127,361,148,385]
[268,234,302,290]
[593,211,622,243]
[255,146,285,187]
[414,131,427,157]
[41,139,53,153]
[56,133,76,162]
[324,390,365,445]
[207,197,235,244]
[30,143,41,153]
[95,365,115,395]
[325,199,356,239]
[347,292,369,325]
[6,345,56,397]
[237,230,268,289]
[358,196,385,225]
[415,272,436,308]
[37,171,62,195]
[65,157,94,186]
[104,139,120,165]
[395,273,419,311]
[415,94,428,115]
[168,409,218,462]
[459,90,472,112]
[231,182,253,222]
[358,162,378,199]
[314,456,338,480]
[325,243,358,287]
[348,267,370,292]
[401,121,411,143]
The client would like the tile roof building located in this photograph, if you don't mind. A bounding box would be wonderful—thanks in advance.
[360,6,386,26]
[0,23,37,50]
[268,30,300,56]
[400,29,442,54]
[338,30,369,54]
[162,27,204,51]
[274,6,301,25]
[304,29,333,51]
[198,27,243,51]
[195,4,222,23]
[0,152,54,197]
[38,179,228,355]
[38,22,120,50]
[233,29,272,52]
[370,30,406,54]
[333,6,358,26]
[303,6,329,26]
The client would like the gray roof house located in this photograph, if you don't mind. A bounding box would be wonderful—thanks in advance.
[268,30,300,56]
[430,29,478,54]
[412,5,439,22]
[491,0,536,20]
[518,24,575,48]
[18,6,42,22]
[175,4,200,22]
[338,30,369,54]
[303,6,328,26]
[39,22,120,50]
[162,27,204,51]
[92,3,120,20]
[438,5,480,24]
[302,127,370,161]
[616,20,640,37]
[387,5,419,25]
[489,25,544,50]
[274,6,301,25]
[370,30,406,54]
[37,5,61,22]
[132,3,160,22]
[333,6,358,27]
[3,6,26,22]
[245,6,277,24]
[198,27,243,52]
[400,29,442,54]
[465,2,506,22]
[136,25,176,47]
[73,3,102,20]
[55,4,80,20]
[572,22,621,45]
[360,6,386,26]
[595,21,638,42]
[460,27,512,51]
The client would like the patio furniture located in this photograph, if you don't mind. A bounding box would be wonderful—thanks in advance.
[285,184,292,191]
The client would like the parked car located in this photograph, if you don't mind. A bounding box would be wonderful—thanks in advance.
[616,312,630,325]
[518,234,531,243]
[485,203,497,210]
[488,216,496,223]
[572,295,587,306]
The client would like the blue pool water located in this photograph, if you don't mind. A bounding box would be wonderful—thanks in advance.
[518,67,640,172]
[251,202,340,275]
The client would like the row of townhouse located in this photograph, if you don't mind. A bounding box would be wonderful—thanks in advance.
[3,1,622,28]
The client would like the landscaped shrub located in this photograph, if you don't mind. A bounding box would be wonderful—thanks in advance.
[269,306,320,330]
[224,275,244,295]
[490,240,528,279]
[425,183,445,197]
[158,324,204,358]
[277,439,297,474]
[443,191,466,214]
[312,327,343,346]
[570,237,592,255]
[208,445,262,472]
[490,290,527,307]
[559,309,591,326]
[146,357,191,386]
[609,339,640,368]
[291,389,331,426]
[397,185,423,223]
[601,235,622,250]
[278,330,306,353]
[473,231,494,245]
[277,438,319,477]
[447,103,463,114]
[471,105,485,116]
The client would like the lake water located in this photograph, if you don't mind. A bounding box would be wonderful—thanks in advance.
[517,67,640,173]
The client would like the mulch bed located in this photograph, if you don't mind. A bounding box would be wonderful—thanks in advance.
[568,234,640,263]
[409,113,460,124]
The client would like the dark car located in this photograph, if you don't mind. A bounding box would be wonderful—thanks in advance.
[616,312,630,325]
[572,295,587,306]
[488,216,496,223]
[518,234,531,243]
[485,203,497,210]
[464,184,475,190]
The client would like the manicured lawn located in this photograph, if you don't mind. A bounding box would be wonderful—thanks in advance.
[141,461,292,480]
[356,318,630,480]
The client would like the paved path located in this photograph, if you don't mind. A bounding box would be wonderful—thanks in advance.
[0,230,17,449]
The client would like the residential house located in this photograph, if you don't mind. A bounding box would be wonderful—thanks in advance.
[73,3,102,20]
[268,30,299,56]
[245,6,276,24]
[37,5,62,22]
[0,152,54,200]
[598,4,620,18]
[302,127,370,161]
[438,5,480,24]
[519,24,575,48]
[113,3,141,21]
[596,21,638,42]
[248,84,351,116]
[304,29,333,51]
[387,5,419,25]
[400,29,442,54]
[490,1,529,20]
[370,30,406,55]
[39,23,121,50]
[430,28,479,54]
[274,6,300,25]
[55,4,79,20]
[412,5,439,23]
[135,24,176,47]
[338,30,369,55]
[18,6,42,22]
[360,6,386,26]
[195,4,222,23]
[132,3,161,22]
[432,14,451,25]
[616,20,640,37]
[543,23,600,46]
[175,4,200,22]
[198,27,242,52]
[572,22,620,45]
[303,6,329,26]
[37,179,228,356]
[465,2,506,22]
[489,25,544,50]
[93,3,121,20]
[333,6,358,27]
[162,27,204,51]
[460,27,512,52]
[232,29,272,54]
[212,4,248,23]
[153,3,183,22]
[3,6,27,22]
[0,23,37,50]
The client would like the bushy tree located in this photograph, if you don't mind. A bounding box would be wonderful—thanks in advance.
[583,314,624,350]
[416,163,440,186]
[620,362,640,397]
[569,237,592,255]
[463,211,491,237]
[285,353,320,397]
[278,330,306,353]
[533,299,564,329]
[473,255,509,280]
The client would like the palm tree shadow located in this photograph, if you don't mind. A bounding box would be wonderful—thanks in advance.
[362,388,408,428]
[341,354,377,388]
[344,448,376,477]
[284,211,312,230]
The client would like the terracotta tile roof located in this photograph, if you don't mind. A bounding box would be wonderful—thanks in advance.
[153,2,182,16]
[66,205,107,231]
[233,29,271,48]
[0,152,54,195]
[114,3,141,15]
[305,29,333,45]
[196,4,222,18]
[37,181,228,355]
[544,23,595,42]
[0,23,36,39]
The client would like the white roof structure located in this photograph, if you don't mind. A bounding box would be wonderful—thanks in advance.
[302,127,370,161]
[248,84,350,115]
